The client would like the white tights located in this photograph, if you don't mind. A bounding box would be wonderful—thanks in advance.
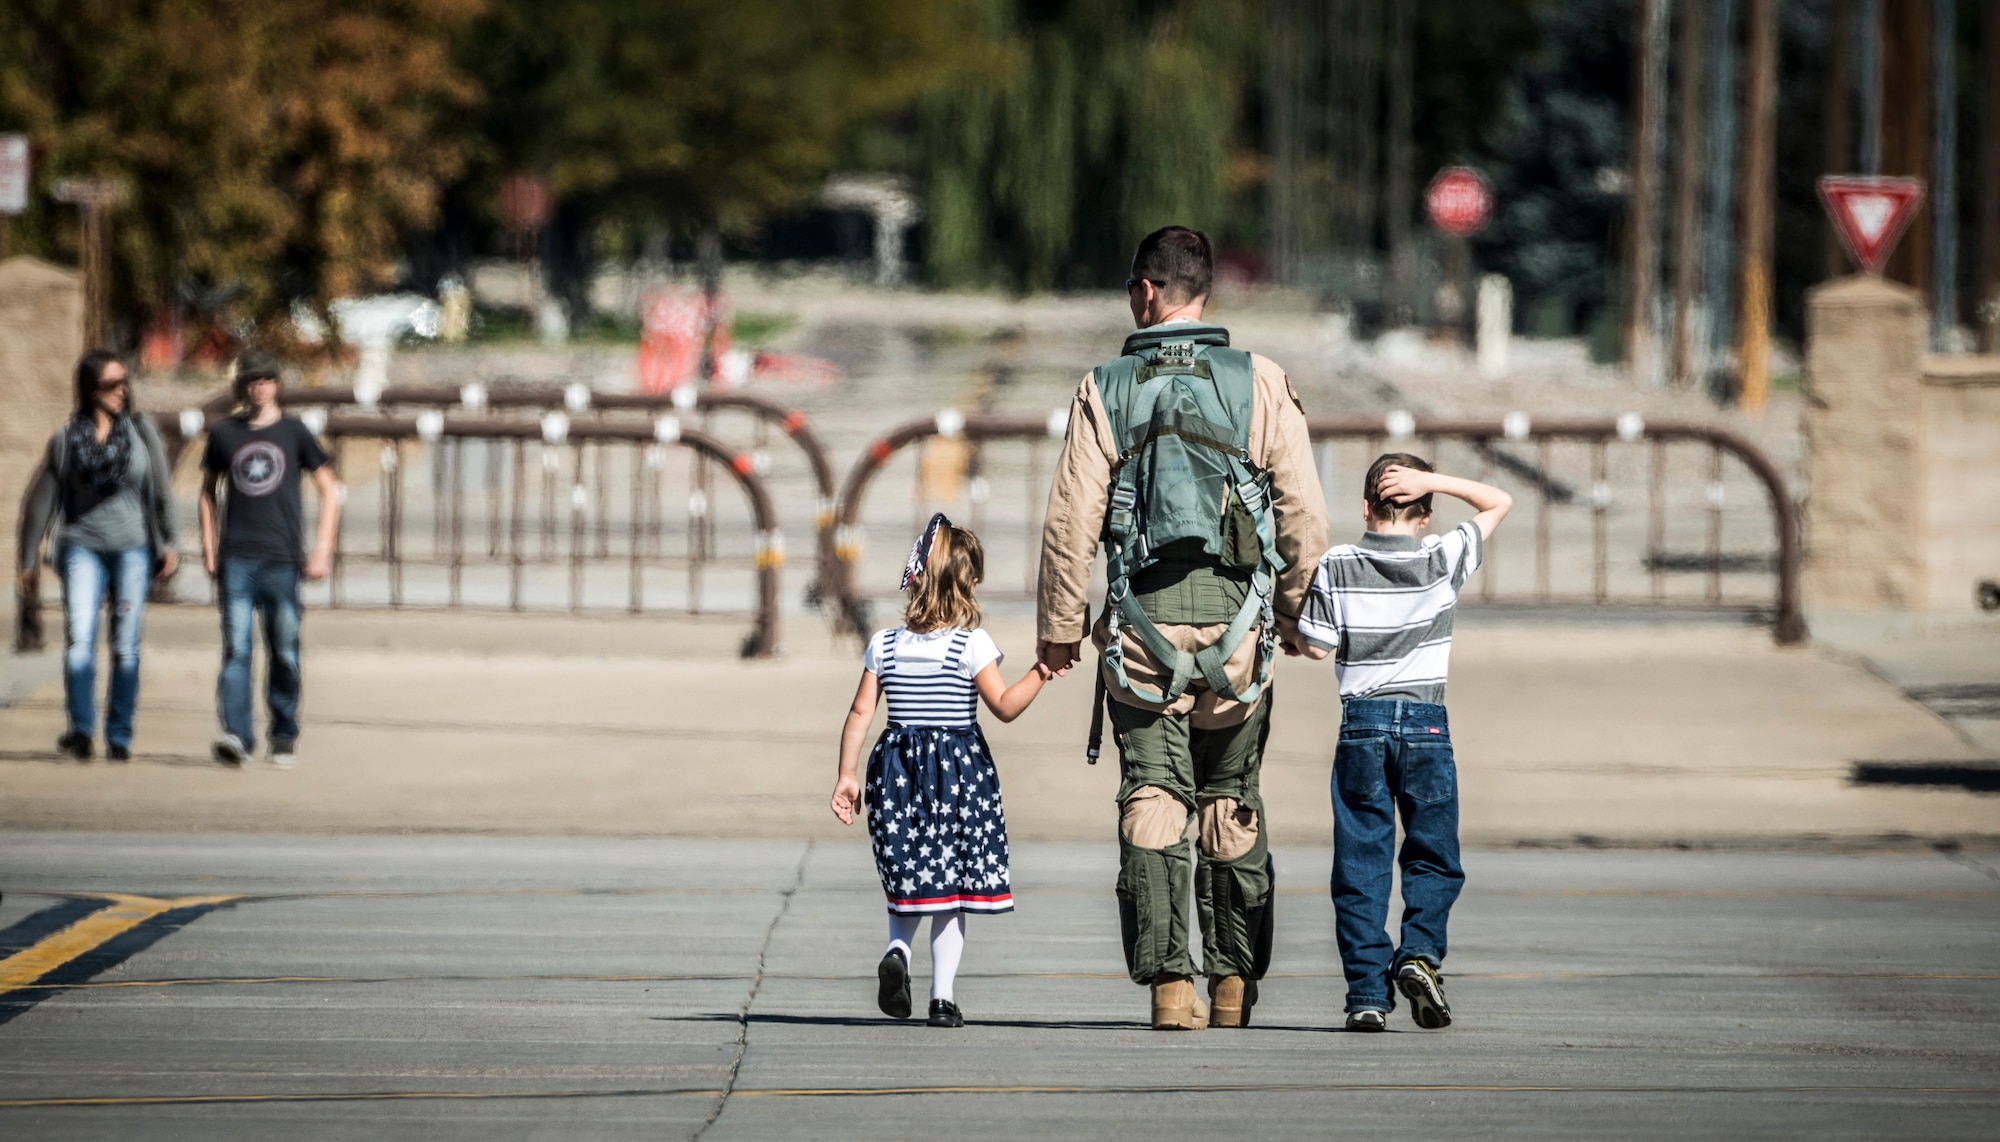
[887,911,966,1002]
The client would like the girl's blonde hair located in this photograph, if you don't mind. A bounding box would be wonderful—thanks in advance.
[903,524,983,633]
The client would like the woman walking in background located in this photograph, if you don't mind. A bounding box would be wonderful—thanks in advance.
[16,350,180,760]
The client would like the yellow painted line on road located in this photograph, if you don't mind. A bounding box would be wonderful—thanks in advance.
[0,894,238,1000]
[3,1082,1995,1109]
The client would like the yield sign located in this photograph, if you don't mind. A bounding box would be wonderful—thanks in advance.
[1818,176,1925,275]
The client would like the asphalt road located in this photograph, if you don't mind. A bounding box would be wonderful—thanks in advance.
[1,833,1996,1140]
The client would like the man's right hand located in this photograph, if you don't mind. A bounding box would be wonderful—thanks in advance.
[1036,639,1080,677]
[203,550,219,579]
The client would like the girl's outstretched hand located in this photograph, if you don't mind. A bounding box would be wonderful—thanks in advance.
[831,775,861,825]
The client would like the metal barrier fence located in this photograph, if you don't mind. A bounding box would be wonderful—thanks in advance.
[163,381,849,634]
[160,408,784,657]
[833,410,1805,645]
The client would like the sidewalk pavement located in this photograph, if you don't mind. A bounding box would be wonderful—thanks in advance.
[0,604,1993,848]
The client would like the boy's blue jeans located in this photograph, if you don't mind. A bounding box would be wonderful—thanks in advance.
[60,545,151,749]
[1331,698,1465,1013]
[217,558,302,752]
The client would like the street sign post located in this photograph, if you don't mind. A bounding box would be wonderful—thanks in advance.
[1817,175,1925,276]
[0,134,28,260]
[51,177,128,348]
[1425,167,1492,347]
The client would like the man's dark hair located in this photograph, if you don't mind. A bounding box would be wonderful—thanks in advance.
[1365,452,1435,522]
[72,349,129,417]
[1131,226,1213,305]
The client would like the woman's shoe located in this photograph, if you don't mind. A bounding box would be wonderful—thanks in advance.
[56,732,92,760]
[876,948,912,1019]
[926,999,963,1028]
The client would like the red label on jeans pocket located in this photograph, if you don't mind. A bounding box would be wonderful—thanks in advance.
[1427,727,1442,734]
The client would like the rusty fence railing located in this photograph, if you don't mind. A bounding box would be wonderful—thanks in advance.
[832,409,1805,645]
[159,407,784,657]
[163,381,849,635]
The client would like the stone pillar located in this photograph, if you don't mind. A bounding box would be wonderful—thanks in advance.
[1,257,85,575]
[1801,275,1928,607]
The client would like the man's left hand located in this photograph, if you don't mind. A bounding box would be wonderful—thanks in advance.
[304,550,332,581]
[156,548,179,582]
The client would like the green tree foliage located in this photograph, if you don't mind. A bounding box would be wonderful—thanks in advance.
[921,0,1260,291]
[0,0,481,337]
[462,0,976,235]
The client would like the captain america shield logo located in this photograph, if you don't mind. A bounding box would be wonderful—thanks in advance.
[231,441,286,497]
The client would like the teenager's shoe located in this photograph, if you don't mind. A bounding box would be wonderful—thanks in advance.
[876,948,912,1019]
[926,999,964,1028]
[212,734,249,766]
[268,738,297,770]
[1396,959,1453,1029]
[1209,975,1257,1028]
[1345,1009,1388,1032]
[107,744,132,762]
[1150,975,1209,1031]
[56,732,93,760]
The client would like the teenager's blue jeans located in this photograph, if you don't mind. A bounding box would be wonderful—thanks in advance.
[217,558,302,752]
[1330,698,1465,1013]
[60,545,151,749]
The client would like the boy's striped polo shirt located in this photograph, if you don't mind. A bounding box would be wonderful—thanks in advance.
[1296,522,1483,703]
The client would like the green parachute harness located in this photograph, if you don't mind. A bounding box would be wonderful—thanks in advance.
[1086,324,1286,762]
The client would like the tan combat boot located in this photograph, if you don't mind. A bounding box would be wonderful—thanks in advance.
[1150,975,1209,1031]
[1209,976,1257,1028]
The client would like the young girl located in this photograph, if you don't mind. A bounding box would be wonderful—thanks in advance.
[830,513,1048,1028]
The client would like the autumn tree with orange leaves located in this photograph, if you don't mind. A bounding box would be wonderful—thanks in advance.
[0,0,482,341]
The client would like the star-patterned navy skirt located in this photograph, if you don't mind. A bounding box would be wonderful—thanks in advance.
[863,723,1014,914]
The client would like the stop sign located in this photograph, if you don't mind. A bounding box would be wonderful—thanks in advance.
[1426,166,1492,237]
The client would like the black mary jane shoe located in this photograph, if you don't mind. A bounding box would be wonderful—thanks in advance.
[926,999,964,1028]
[877,948,912,1019]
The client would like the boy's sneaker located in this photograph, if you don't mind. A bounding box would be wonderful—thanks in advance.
[56,731,93,760]
[212,734,249,766]
[1396,960,1453,1029]
[107,744,132,762]
[1345,1009,1387,1032]
[268,738,297,770]
[876,948,912,1019]
[926,999,964,1028]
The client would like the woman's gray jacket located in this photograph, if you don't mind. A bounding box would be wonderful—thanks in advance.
[15,414,179,574]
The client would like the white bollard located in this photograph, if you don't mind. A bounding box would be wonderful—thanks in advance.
[1477,274,1512,379]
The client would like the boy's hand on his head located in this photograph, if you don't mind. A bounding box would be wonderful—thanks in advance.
[1375,465,1433,506]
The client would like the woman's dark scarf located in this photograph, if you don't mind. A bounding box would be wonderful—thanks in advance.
[66,412,133,499]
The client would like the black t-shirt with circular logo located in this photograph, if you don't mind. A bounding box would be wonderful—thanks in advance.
[201,416,330,565]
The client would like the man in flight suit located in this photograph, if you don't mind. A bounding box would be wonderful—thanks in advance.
[1036,226,1328,1030]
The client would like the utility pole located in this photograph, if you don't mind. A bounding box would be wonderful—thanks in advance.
[1982,1,2000,351]
[1628,0,1671,385]
[1386,0,1415,324]
[1930,0,1956,350]
[1671,0,1706,387]
[1266,0,1302,285]
[1882,0,1932,292]
[1737,0,1777,410]
[1824,0,1854,277]
[1701,0,1741,385]
[1860,0,1882,174]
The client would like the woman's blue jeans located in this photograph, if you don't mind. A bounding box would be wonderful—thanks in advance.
[217,558,302,753]
[60,545,151,749]
[1330,699,1466,1013]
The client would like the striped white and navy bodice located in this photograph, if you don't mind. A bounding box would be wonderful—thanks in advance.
[872,627,979,727]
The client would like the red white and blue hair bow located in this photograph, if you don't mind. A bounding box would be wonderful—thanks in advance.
[901,512,951,591]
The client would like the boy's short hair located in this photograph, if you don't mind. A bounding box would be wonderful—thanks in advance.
[1365,452,1434,522]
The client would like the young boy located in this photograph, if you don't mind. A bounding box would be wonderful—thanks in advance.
[1296,452,1511,1032]
[199,352,340,769]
